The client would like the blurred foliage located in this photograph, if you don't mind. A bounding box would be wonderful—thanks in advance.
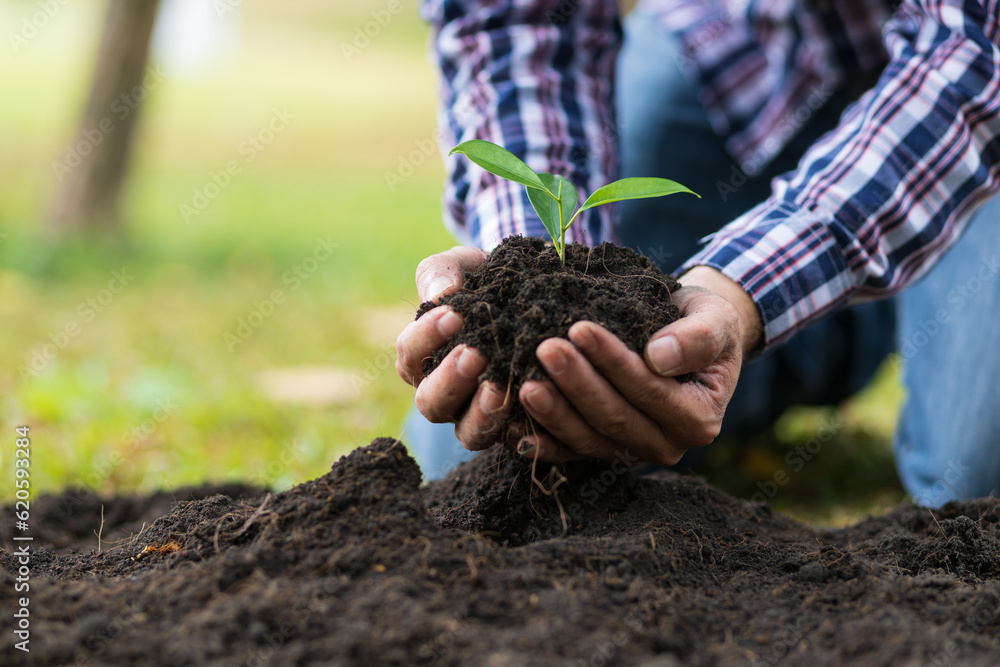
[0,0,453,498]
[697,361,907,526]
[0,0,906,525]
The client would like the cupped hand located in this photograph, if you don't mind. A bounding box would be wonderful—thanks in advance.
[513,266,762,466]
[396,246,514,449]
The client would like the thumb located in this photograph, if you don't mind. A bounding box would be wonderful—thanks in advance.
[644,287,740,376]
[416,246,489,303]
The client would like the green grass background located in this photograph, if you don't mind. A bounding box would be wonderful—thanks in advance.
[0,1,905,523]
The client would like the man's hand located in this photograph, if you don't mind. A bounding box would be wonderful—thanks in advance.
[395,246,513,449]
[398,250,763,464]
[514,266,763,465]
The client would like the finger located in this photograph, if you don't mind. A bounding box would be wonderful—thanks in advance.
[414,344,487,423]
[534,337,672,459]
[519,379,655,463]
[644,287,740,377]
[454,381,514,451]
[514,432,587,464]
[395,306,464,386]
[416,246,489,303]
[567,321,672,412]
[568,321,724,453]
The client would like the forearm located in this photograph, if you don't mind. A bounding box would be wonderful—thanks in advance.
[423,0,622,249]
[680,0,1000,349]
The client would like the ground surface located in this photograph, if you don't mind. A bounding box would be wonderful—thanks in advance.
[3,438,999,666]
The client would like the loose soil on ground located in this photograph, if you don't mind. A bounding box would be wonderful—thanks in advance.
[3,438,1000,666]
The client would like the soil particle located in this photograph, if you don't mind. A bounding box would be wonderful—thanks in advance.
[3,438,1000,666]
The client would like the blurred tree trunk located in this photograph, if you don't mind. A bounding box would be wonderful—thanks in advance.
[49,0,162,234]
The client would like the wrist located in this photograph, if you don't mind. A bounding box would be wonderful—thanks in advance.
[677,266,764,356]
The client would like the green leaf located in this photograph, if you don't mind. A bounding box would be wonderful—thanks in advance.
[579,177,698,212]
[450,140,548,193]
[526,180,561,245]
[527,173,578,245]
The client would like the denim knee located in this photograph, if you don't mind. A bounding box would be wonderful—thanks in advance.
[894,194,1000,506]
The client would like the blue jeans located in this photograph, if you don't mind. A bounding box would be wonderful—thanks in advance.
[404,11,1000,505]
[894,210,1000,506]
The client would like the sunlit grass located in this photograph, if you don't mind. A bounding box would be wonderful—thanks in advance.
[0,0,453,499]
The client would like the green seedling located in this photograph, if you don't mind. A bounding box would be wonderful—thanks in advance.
[450,139,699,265]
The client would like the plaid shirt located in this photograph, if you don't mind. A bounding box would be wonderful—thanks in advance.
[424,0,1000,349]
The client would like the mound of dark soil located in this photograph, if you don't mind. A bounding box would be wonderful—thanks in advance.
[3,438,1000,666]
[0,483,263,554]
[417,236,684,436]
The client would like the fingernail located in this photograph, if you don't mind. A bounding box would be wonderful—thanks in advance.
[647,335,681,375]
[539,345,567,376]
[570,324,596,353]
[479,385,506,415]
[517,438,537,456]
[523,385,554,413]
[437,310,463,338]
[456,347,485,379]
[425,276,454,302]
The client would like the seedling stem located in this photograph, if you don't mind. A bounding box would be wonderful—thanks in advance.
[449,140,699,266]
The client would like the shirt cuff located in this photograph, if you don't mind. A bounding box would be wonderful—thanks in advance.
[678,199,856,350]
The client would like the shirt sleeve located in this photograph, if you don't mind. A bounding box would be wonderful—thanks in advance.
[680,0,1000,350]
[422,0,622,250]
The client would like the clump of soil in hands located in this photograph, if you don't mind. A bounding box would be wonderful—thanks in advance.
[417,235,685,442]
